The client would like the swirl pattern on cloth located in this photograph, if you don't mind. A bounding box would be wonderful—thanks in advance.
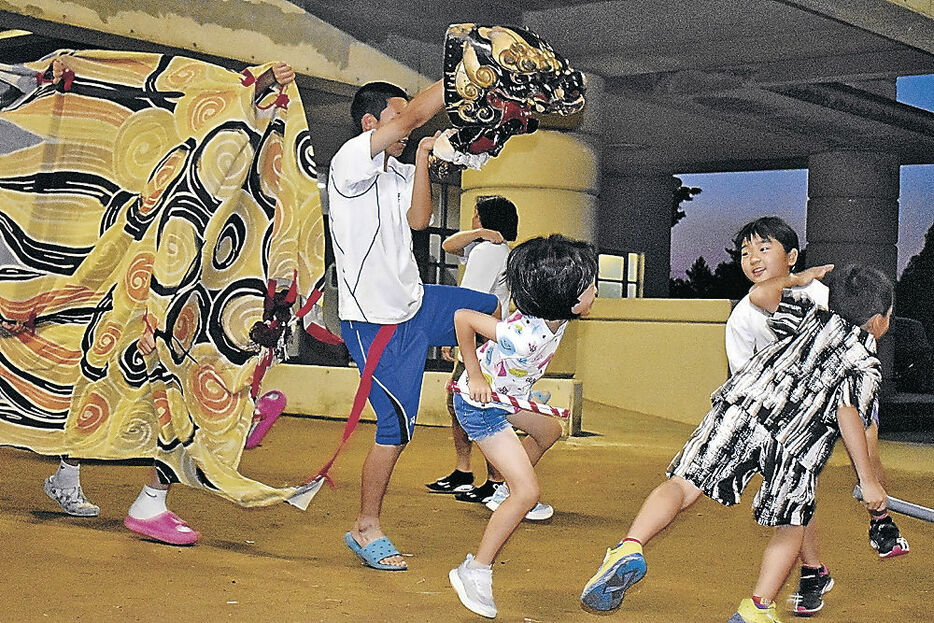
[0,50,325,506]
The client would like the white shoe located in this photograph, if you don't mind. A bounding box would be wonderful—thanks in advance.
[485,484,554,520]
[525,502,554,521]
[484,483,510,511]
[449,554,497,618]
[44,477,100,517]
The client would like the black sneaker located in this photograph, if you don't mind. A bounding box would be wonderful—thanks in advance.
[869,516,910,558]
[791,565,834,616]
[426,469,474,494]
[454,480,501,504]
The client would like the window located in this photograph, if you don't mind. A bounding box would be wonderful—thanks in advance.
[598,252,644,298]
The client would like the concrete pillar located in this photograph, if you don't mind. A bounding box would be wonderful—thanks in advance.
[599,174,680,298]
[460,130,599,243]
[806,150,900,280]
[806,150,900,390]
[460,73,602,243]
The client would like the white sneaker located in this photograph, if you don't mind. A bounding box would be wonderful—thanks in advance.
[449,554,497,618]
[485,484,554,520]
[484,483,510,511]
[44,477,100,517]
[525,502,554,521]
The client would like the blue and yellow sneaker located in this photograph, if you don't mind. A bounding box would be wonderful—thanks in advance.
[729,598,783,622]
[580,540,646,611]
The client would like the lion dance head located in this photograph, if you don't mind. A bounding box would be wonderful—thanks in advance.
[432,23,586,174]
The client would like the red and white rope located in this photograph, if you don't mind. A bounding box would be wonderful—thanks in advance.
[446,380,569,419]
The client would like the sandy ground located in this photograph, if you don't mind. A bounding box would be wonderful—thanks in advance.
[1,401,932,622]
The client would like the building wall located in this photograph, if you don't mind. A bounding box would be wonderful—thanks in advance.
[573,298,732,424]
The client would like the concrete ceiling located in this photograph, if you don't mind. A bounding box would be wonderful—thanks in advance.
[291,0,934,174]
[2,1,934,175]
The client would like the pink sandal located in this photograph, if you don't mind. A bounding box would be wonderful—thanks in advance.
[124,511,200,545]
[245,390,287,449]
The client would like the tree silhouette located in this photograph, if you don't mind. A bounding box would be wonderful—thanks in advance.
[672,185,702,227]
[670,249,748,299]
[896,219,934,341]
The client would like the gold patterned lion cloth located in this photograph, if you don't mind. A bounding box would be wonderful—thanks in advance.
[0,50,325,506]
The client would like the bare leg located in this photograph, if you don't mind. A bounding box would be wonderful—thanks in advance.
[451,413,473,473]
[350,442,406,568]
[753,525,806,602]
[506,410,562,467]
[474,429,539,565]
[627,475,703,545]
[799,518,822,567]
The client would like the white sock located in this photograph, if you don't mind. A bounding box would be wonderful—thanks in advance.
[53,459,80,488]
[467,557,492,571]
[128,485,168,519]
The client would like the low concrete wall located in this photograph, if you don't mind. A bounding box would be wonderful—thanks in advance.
[263,298,731,432]
[573,298,732,425]
[262,364,583,437]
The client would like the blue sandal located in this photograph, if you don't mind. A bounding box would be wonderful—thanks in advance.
[343,532,408,571]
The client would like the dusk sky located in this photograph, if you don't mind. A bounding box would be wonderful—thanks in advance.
[670,74,934,280]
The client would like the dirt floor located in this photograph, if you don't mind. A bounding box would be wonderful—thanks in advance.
[1,401,932,622]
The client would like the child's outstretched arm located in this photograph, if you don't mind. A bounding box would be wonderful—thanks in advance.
[749,264,834,313]
[441,228,505,256]
[454,309,499,404]
[837,404,887,513]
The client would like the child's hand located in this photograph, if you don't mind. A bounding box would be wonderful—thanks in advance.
[859,479,887,514]
[272,62,294,87]
[440,346,455,362]
[0,321,26,337]
[418,131,441,155]
[468,375,492,404]
[479,229,504,244]
[52,58,67,83]
[796,264,834,286]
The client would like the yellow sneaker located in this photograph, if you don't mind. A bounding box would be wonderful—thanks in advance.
[728,598,783,623]
[580,540,646,611]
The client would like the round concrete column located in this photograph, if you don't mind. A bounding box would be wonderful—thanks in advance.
[599,174,680,297]
[806,150,899,280]
[460,130,598,242]
[460,74,603,245]
[807,150,900,390]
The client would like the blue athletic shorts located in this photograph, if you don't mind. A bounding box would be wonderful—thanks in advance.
[341,285,498,445]
[452,393,513,442]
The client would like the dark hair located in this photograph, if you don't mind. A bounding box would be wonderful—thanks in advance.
[476,196,519,241]
[350,82,409,130]
[827,264,894,327]
[733,216,800,255]
[506,234,598,320]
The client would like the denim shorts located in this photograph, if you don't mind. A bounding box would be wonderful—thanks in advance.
[453,393,513,442]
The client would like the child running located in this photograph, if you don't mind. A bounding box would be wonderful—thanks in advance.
[448,234,598,618]
[428,195,518,503]
[581,263,893,623]
[726,217,908,616]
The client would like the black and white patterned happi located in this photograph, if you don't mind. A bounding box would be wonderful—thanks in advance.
[715,288,882,472]
[669,289,882,526]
